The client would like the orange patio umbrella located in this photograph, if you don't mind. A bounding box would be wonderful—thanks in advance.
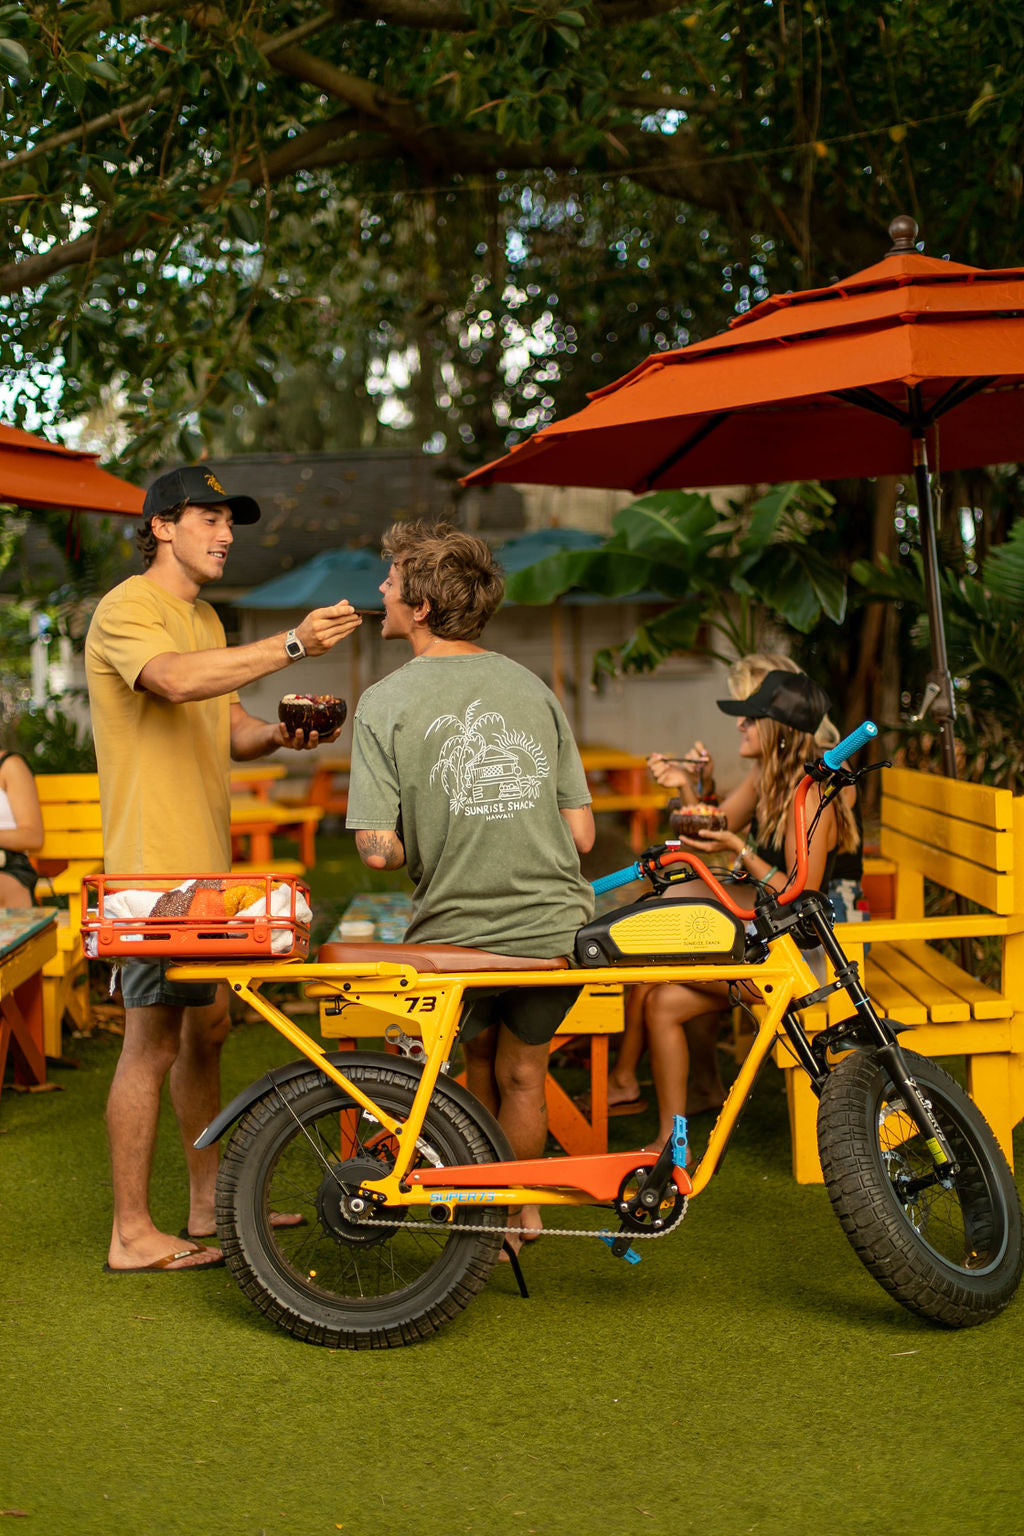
[0,423,143,516]
[465,217,1024,778]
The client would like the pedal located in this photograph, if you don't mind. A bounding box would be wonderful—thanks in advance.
[599,1231,642,1265]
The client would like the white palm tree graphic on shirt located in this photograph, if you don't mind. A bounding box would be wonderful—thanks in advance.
[427,701,549,815]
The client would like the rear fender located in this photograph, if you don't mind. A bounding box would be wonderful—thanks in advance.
[194,1049,513,1159]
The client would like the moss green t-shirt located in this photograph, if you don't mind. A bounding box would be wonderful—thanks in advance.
[347,651,594,957]
[85,575,238,875]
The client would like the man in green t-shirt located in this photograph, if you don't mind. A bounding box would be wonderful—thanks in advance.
[86,464,362,1274]
[347,521,595,1251]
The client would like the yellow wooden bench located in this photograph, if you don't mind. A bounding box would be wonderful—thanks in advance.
[781,766,1024,1183]
[32,773,105,1056]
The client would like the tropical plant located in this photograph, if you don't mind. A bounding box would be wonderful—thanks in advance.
[851,520,1024,789]
[505,481,846,676]
[14,697,96,774]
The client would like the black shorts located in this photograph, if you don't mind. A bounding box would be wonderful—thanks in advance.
[459,984,582,1046]
[0,849,38,897]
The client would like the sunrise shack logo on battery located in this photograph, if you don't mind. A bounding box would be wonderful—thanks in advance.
[427,701,549,821]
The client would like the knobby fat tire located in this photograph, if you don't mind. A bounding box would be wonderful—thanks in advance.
[215,1062,509,1348]
[817,1049,1023,1327]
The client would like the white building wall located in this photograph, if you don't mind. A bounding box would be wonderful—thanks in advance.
[237,605,748,796]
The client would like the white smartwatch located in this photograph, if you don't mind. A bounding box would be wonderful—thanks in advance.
[284,628,306,661]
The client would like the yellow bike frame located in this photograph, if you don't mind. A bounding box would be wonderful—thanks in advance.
[170,930,821,1209]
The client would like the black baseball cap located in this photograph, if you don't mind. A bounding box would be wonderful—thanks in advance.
[717,669,830,735]
[142,465,261,525]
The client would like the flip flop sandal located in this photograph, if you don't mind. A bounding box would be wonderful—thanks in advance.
[102,1244,225,1274]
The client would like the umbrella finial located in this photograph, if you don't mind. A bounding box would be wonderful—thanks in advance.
[887,215,920,254]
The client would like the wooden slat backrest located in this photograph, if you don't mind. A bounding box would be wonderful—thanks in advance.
[35,773,101,803]
[33,773,104,863]
[879,766,1016,914]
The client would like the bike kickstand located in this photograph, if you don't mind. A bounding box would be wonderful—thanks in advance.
[501,1240,530,1299]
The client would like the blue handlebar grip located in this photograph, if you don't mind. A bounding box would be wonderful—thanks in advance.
[591,863,642,896]
[823,719,878,771]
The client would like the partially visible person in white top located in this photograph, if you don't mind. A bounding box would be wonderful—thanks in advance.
[0,749,44,908]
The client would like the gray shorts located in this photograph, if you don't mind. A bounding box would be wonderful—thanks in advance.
[119,958,219,1010]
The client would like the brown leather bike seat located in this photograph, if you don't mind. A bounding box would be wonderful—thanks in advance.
[317,941,569,974]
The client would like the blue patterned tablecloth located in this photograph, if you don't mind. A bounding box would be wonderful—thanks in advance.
[333,892,412,943]
[0,907,58,961]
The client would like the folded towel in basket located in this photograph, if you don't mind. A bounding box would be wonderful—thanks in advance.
[85,881,312,956]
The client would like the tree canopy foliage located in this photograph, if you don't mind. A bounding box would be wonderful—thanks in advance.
[1,0,1022,467]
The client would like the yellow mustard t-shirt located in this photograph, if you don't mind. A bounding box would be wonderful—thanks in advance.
[85,575,239,874]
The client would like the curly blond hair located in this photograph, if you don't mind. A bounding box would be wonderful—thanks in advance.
[382,521,504,640]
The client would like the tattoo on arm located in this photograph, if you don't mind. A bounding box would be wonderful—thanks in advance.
[355,829,405,869]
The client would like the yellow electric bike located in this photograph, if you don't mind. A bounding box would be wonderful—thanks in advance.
[164,722,1021,1347]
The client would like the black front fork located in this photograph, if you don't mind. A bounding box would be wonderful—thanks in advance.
[778,894,958,1178]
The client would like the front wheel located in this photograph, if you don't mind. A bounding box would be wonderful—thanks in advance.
[817,1049,1023,1327]
[215,1059,512,1348]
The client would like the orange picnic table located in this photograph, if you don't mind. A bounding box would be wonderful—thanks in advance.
[0,908,58,1097]
[580,746,669,852]
[230,796,323,868]
[229,764,287,800]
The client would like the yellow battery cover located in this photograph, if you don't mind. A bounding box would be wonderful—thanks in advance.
[608,901,740,957]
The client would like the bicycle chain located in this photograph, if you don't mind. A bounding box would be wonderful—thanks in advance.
[354,1199,688,1241]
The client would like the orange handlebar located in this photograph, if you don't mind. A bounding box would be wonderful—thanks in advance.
[652,774,812,919]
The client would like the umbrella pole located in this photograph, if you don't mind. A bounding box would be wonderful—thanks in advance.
[913,426,973,970]
[911,428,959,782]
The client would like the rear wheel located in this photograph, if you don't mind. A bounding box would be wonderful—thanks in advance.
[215,1061,510,1348]
[817,1049,1023,1327]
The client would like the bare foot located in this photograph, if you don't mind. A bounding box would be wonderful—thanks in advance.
[498,1207,542,1260]
[607,1078,642,1107]
[518,1204,542,1243]
[106,1231,224,1271]
[182,1211,305,1239]
[684,1091,725,1116]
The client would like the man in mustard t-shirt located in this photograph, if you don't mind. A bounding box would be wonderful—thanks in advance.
[86,464,362,1274]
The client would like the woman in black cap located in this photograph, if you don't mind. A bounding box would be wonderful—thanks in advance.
[639,667,860,1151]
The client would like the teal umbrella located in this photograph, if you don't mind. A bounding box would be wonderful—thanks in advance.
[494,527,605,576]
[236,547,386,610]
[494,529,664,723]
[236,547,385,709]
[495,527,664,604]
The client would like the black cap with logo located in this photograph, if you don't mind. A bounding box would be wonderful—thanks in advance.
[716,669,830,736]
[142,465,261,525]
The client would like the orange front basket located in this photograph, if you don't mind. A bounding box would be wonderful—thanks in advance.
[82,873,311,960]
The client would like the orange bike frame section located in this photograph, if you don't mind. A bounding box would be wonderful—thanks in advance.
[169,934,820,1210]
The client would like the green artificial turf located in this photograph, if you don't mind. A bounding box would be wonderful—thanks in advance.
[3,833,1024,1536]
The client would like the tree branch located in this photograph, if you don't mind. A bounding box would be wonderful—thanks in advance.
[330,0,474,29]
[595,0,688,19]
[0,12,334,176]
[0,113,356,297]
[254,33,415,130]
